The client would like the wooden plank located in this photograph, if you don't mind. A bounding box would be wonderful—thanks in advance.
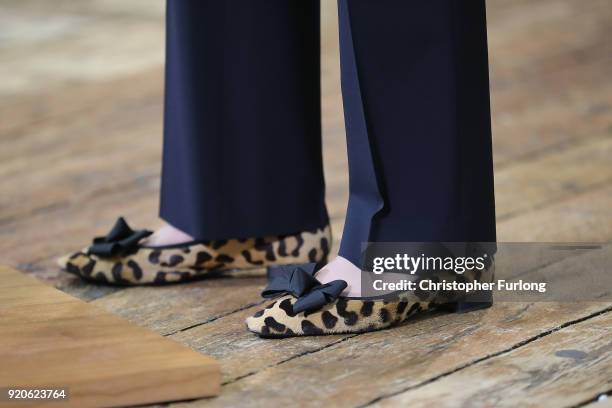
[491,79,612,168]
[167,303,611,407]
[497,183,612,242]
[91,274,267,336]
[0,266,220,408]
[0,189,158,296]
[0,67,163,138]
[0,88,163,224]
[495,135,612,219]
[0,1,164,97]
[374,311,612,408]
[487,0,612,165]
[169,305,351,384]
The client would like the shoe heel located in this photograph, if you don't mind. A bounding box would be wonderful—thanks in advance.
[452,290,493,314]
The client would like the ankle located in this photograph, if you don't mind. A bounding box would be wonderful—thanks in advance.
[316,256,362,297]
[144,224,194,246]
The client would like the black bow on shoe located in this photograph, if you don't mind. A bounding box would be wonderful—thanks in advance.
[262,263,347,314]
[88,217,152,257]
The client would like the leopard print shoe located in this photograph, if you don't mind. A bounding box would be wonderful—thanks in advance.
[58,217,332,285]
[246,261,494,337]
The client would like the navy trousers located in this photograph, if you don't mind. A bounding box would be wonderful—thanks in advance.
[160,0,496,266]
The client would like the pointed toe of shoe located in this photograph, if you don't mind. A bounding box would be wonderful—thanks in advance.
[245,315,262,334]
[58,247,90,270]
[57,254,71,269]
[246,296,304,338]
[245,308,275,337]
[59,251,99,279]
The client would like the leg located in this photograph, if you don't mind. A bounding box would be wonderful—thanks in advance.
[318,0,496,293]
[246,0,497,336]
[60,0,332,285]
[160,0,328,241]
[339,0,496,262]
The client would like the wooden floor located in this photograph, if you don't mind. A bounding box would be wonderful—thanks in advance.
[1,0,611,407]
[0,266,220,407]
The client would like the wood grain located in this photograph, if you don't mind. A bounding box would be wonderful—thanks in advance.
[91,275,267,336]
[166,303,612,407]
[0,265,220,408]
[375,311,612,408]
